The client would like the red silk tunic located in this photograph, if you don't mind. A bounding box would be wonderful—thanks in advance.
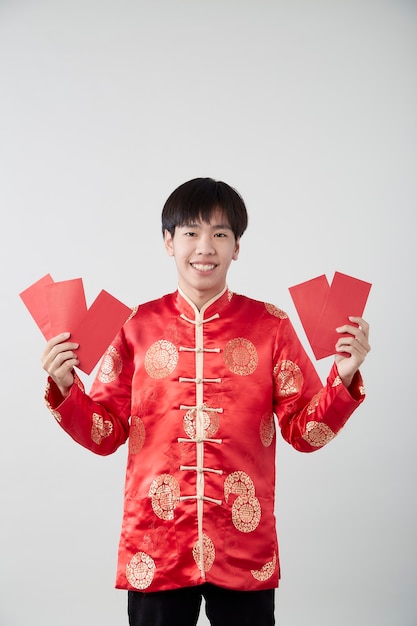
[45,287,365,593]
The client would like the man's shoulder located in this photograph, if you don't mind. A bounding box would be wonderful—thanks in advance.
[126,292,175,321]
[231,292,289,320]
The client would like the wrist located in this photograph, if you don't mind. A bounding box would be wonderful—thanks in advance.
[57,384,71,399]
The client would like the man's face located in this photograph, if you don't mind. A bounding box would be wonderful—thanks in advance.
[164,208,240,309]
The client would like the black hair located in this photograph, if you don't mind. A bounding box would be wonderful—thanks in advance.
[161,177,248,239]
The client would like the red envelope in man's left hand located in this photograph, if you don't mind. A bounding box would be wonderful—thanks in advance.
[311,272,372,358]
[289,271,372,360]
[288,274,330,360]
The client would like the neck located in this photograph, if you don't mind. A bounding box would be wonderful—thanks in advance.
[178,285,227,312]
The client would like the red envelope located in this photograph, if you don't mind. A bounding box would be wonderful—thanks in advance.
[312,272,372,358]
[45,278,87,338]
[288,275,330,360]
[19,273,54,339]
[289,271,372,360]
[71,290,132,374]
[20,276,132,374]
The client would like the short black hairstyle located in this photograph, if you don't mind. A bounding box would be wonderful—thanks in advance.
[161,177,248,239]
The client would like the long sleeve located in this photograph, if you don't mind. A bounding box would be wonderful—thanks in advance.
[44,324,134,456]
[272,315,365,452]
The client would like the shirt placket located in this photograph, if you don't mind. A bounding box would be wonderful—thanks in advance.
[178,311,223,578]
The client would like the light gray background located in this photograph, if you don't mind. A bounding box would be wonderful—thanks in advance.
[1,1,416,624]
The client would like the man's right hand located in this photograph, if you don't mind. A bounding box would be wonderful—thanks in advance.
[41,332,79,398]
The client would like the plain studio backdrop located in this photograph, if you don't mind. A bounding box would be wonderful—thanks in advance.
[1,1,416,624]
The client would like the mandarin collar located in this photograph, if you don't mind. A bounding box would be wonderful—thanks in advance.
[173,286,234,319]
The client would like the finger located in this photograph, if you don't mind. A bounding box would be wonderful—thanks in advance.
[42,346,79,373]
[348,317,370,338]
[46,332,71,349]
[336,319,369,343]
[41,338,79,366]
[336,334,370,360]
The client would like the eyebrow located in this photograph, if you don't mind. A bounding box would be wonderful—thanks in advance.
[181,222,233,231]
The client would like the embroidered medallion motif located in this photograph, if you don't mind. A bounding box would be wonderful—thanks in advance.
[129,416,146,454]
[223,338,258,376]
[306,390,322,415]
[231,495,261,533]
[91,413,113,444]
[192,534,215,572]
[144,340,178,379]
[126,551,155,590]
[264,303,288,319]
[251,553,277,581]
[260,412,275,447]
[274,359,303,397]
[224,471,255,500]
[224,471,261,533]
[302,421,335,447]
[149,474,180,521]
[183,407,220,439]
[98,345,123,383]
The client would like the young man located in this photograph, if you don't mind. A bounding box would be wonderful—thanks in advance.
[42,177,371,626]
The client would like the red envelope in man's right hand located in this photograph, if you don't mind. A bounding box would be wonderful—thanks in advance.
[19,275,132,374]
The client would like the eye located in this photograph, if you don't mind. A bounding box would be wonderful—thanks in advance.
[214,232,227,237]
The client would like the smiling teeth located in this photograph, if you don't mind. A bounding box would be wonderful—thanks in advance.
[193,264,215,271]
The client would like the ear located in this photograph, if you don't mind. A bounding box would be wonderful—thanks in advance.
[164,229,175,256]
[232,238,240,261]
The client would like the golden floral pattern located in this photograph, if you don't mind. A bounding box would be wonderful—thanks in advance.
[74,376,84,392]
[260,412,275,447]
[306,390,322,415]
[224,471,261,533]
[251,553,277,581]
[264,303,288,319]
[223,338,258,376]
[274,360,303,398]
[125,306,138,323]
[98,345,123,384]
[224,471,255,501]
[129,416,146,454]
[126,551,155,590]
[44,382,62,422]
[51,409,61,423]
[232,495,261,533]
[183,407,220,439]
[144,340,178,379]
[91,413,113,444]
[149,474,180,521]
[192,534,215,572]
[302,421,335,447]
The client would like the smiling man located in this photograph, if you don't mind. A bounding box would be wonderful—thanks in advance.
[164,211,240,310]
[41,177,371,626]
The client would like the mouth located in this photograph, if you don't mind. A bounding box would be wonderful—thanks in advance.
[191,263,217,272]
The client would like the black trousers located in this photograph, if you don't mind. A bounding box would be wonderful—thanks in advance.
[128,583,275,626]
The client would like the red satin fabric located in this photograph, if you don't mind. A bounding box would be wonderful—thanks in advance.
[45,287,365,593]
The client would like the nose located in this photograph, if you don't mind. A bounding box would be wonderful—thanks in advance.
[196,234,215,255]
